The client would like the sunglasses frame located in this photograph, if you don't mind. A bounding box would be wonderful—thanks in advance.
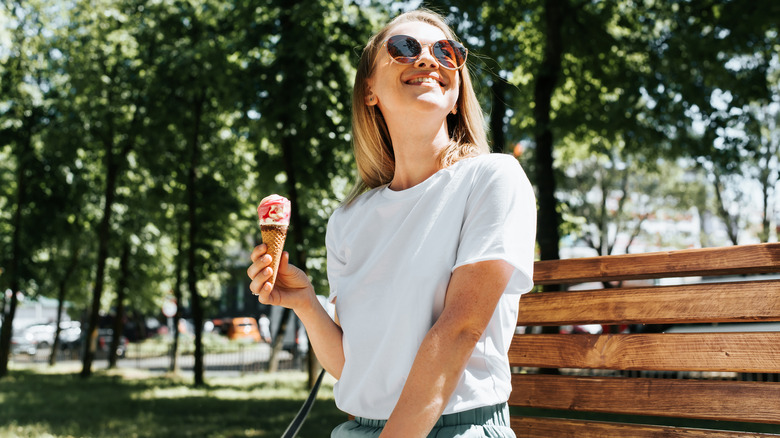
[383,34,468,71]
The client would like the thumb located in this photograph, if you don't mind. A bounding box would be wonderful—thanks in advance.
[279,251,290,273]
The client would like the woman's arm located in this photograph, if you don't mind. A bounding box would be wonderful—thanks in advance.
[294,293,345,379]
[379,259,514,437]
[248,245,345,378]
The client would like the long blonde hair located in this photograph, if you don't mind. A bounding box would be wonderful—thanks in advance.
[344,9,489,204]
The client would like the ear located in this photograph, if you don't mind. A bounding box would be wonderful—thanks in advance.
[365,89,378,106]
[364,79,378,106]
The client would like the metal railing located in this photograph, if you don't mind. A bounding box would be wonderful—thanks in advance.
[11,342,307,374]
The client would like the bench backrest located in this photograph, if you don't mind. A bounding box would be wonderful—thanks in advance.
[511,243,780,437]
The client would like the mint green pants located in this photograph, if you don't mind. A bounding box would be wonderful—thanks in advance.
[330,403,515,437]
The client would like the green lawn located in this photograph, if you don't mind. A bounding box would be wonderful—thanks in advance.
[0,363,344,437]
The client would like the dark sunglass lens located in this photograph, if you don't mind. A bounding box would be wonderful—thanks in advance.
[434,40,467,68]
[387,35,420,64]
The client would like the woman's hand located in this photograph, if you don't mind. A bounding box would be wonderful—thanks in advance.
[248,243,346,378]
[247,244,314,310]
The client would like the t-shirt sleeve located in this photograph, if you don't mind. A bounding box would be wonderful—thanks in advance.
[326,209,346,304]
[453,155,537,294]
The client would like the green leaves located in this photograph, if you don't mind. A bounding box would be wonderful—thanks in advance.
[1,0,777,339]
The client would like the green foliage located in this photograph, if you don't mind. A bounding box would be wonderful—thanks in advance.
[1,0,778,375]
[238,0,375,292]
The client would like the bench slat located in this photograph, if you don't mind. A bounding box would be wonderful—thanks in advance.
[518,280,780,326]
[533,243,780,285]
[510,333,780,372]
[510,374,780,424]
[510,417,780,437]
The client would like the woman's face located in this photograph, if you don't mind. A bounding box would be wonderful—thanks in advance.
[366,21,460,121]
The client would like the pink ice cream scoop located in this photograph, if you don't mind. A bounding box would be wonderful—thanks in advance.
[257,194,291,226]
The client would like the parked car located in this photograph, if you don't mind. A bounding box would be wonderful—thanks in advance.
[11,323,56,355]
[225,317,262,343]
[58,321,82,349]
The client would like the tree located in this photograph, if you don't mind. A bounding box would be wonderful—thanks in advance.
[629,1,778,245]
[0,0,67,377]
[54,0,158,378]
[142,0,252,386]
[239,0,372,383]
[559,143,701,256]
[741,59,779,243]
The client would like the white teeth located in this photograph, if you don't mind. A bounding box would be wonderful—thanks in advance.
[407,77,440,85]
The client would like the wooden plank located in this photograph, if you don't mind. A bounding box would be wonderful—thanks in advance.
[518,280,780,326]
[511,417,780,437]
[509,374,780,424]
[509,333,780,372]
[533,243,780,285]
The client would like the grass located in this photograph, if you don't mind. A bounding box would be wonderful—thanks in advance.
[0,363,345,437]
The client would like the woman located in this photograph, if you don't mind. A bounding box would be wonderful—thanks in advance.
[247,9,536,437]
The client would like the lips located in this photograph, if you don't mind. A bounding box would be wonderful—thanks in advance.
[404,75,445,87]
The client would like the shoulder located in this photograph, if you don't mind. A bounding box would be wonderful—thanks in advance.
[458,153,529,187]
[454,153,522,176]
[480,152,523,171]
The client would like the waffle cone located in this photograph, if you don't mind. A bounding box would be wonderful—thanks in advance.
[260,224,288,287]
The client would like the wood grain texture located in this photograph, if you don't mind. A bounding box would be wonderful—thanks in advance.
[518,280,780,326]
[511,417,780,437]
[509,374,780,424]
[509,332,780,372]
[533,243,780,285]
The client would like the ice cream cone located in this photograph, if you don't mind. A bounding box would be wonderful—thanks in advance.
[261,224,288,287]
[257,194,292,291]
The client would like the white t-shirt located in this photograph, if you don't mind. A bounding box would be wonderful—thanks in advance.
[326,153,536,419]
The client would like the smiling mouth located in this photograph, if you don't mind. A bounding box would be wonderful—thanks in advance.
[405,77,444,87]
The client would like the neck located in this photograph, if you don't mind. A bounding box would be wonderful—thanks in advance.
[386,119,450,191]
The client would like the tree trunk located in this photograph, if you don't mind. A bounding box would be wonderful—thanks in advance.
[170,224,184,373]
[267,0,313,381]
[490,78,507,153]
[109,242,130,369]
[81,148,119,378]
[534,0,566,268]
[0,121,30,378]
[268,307,291,373]
[268,135,310,376]
[188,90,206,387]
[51,285,66,366]
[759,170,771,243]
[534,0,568,373]
[50,244,81,366]
[712,171,739,245]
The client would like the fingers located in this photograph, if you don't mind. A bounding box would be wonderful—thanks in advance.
[247,249,274,299]
[278,251,290,273]
[247,253,272,278]
[250,244,267,262]
[249,271,274,301]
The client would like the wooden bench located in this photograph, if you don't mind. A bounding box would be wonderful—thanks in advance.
[510,243,780,437]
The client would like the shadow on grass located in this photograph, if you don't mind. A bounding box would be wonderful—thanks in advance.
[0,369,345,437]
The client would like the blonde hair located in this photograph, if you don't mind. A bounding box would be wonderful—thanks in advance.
[344,9,489,204]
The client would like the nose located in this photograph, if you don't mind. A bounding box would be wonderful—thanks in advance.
[414,44,440,69]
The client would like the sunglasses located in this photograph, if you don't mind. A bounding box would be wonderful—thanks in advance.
[384,34,468,70]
